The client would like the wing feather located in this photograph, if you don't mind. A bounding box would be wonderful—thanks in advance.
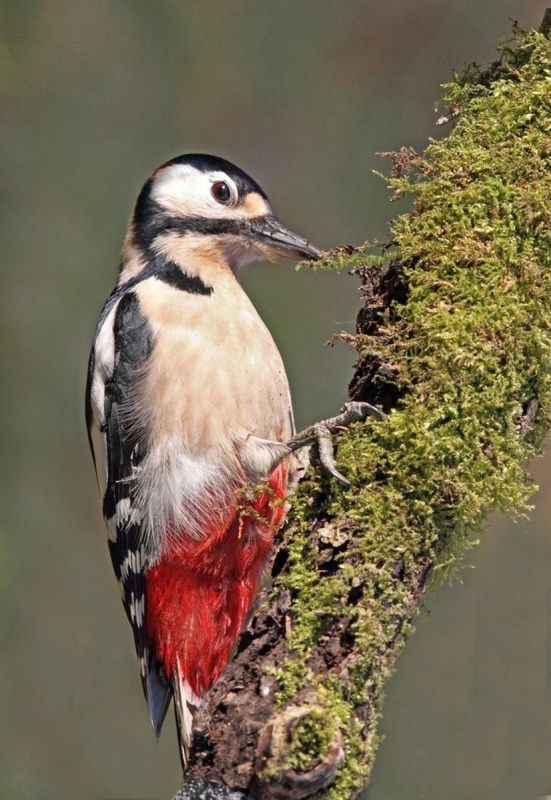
[86,290,172,733]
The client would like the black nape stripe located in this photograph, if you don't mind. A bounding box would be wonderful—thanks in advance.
[93,253,213,339]
[153,257,213,295]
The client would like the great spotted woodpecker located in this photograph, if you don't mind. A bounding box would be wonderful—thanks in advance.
[86,154,380,768]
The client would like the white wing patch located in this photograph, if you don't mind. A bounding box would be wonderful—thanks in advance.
[139,652,148,678]
[120,546,145,583]
[105,498,141,543]
[89,302,119,500]
[129,592,145,628]
[115,497,142,526]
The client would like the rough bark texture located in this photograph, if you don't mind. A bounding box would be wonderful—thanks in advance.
[173,17,551,800]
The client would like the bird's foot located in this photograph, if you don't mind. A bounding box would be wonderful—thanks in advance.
[285,401,384,485]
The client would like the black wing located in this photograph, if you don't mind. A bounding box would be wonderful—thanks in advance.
[86,289,172,735]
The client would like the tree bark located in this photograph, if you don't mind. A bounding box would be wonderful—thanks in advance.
[173,16,551,800]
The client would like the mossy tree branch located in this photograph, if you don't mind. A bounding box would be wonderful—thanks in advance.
[174,19,551,800]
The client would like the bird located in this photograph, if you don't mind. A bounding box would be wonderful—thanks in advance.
[85,153,381,769]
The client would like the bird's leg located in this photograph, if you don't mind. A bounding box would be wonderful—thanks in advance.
[285,401,384,485]
[241,402,383,485]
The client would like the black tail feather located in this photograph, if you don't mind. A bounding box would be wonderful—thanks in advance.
[144,649,173,737]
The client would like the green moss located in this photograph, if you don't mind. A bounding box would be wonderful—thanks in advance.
[269,24,551,799]
[297,243,388,273]
[286,709,339,772]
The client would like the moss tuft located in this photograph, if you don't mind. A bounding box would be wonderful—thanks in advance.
[269,24,551,799]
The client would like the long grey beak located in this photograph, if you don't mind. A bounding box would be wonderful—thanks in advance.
[251,215,322,261]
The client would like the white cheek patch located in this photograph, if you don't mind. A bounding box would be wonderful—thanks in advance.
[151,163,270,221]
[151,164,235,219]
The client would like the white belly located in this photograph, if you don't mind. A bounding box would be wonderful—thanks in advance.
[132,273,294,546]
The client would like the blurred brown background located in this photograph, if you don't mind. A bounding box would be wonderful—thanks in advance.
[1,2,550,798]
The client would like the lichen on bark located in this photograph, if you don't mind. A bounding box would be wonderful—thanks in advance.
[177,21,551,800]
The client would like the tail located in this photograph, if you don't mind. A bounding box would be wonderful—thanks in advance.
[143,648,173,738]
[172,664,201,768]
[142,647,200,769]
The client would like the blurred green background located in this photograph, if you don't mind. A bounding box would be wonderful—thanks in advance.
[1,2,551,798]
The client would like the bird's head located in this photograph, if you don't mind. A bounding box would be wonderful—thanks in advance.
[128,154,321,273]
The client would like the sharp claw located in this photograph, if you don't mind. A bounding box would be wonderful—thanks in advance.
[325,466,352,486]
[359,402,385,421]
[314,424,352,486]
[284,399,383,486]
[341,401,385,422]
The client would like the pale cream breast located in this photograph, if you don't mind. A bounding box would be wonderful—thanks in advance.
[135,267,294,464]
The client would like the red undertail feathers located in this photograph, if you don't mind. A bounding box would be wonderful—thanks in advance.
[145,464,288,763]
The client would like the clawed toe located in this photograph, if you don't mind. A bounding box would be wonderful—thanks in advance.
[335,401,384,427]
[284,400,384,485]
[311,424,352,486]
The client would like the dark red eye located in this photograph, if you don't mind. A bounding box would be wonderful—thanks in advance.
[211,181,231,203]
